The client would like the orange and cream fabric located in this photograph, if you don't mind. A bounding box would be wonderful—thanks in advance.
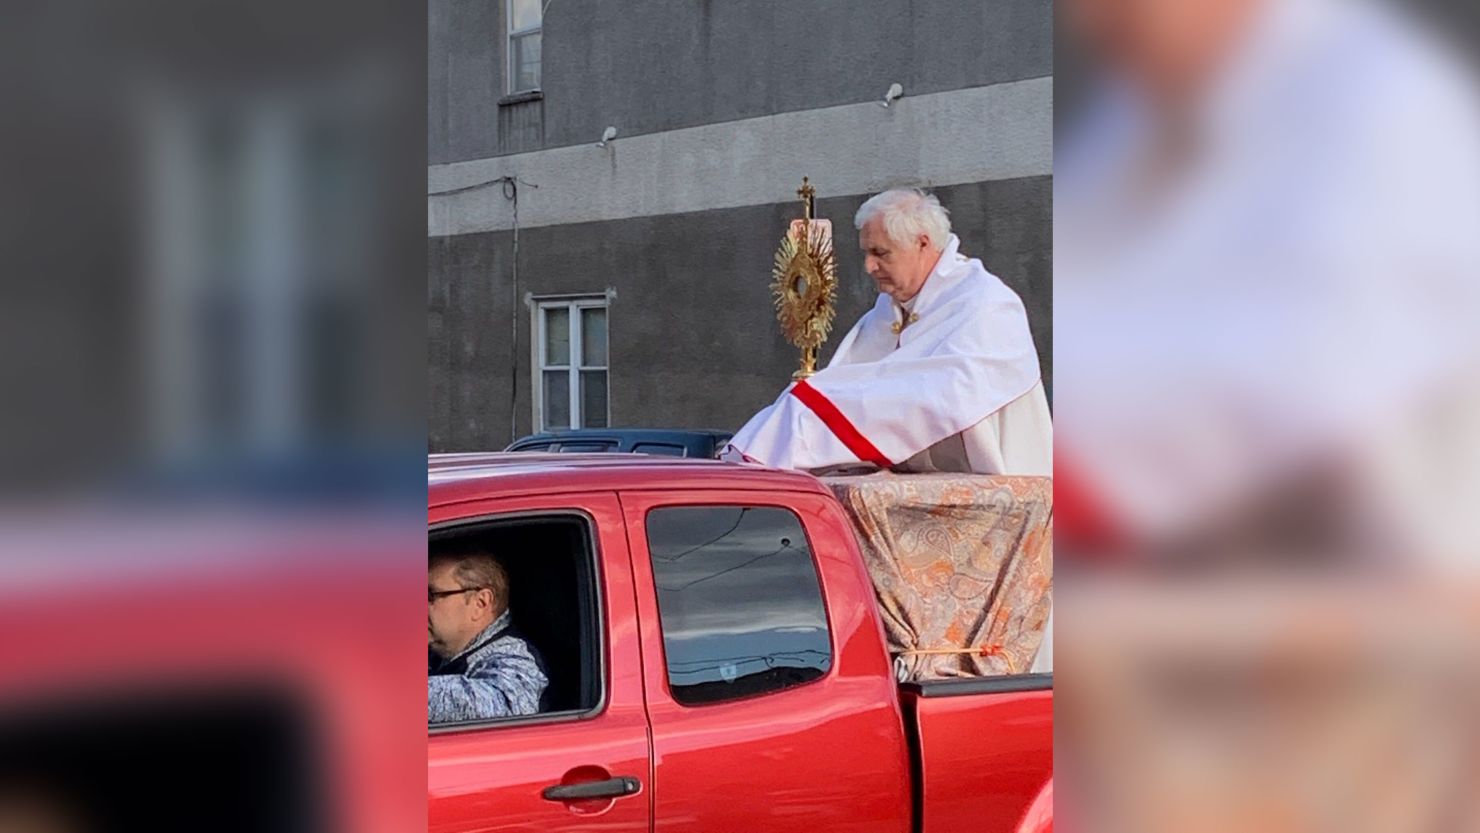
[822,471,1053,681]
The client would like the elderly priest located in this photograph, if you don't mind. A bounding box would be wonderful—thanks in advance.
[724,188,1052,476]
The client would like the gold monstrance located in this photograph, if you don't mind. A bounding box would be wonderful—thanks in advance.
[771,177,838,380]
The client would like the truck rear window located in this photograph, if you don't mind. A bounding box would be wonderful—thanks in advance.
[645,506,832,706]
[555,441,616,452]
[631,443,686,457]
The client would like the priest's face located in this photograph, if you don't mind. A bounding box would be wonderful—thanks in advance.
[860,217,936,304]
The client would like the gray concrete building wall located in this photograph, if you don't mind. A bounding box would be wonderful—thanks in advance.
[429,0,1052,452]
[429,0,1052,164]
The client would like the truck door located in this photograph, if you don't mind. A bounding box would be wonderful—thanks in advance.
[428,493,651,833]
[621,490,911,833]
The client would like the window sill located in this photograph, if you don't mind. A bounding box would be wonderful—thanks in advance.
[499,90,544,107]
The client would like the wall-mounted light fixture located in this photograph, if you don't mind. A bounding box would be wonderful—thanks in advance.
[596,126,618,148]
[880,83,904,108]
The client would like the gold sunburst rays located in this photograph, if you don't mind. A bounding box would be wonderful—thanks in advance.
[771,177,838,380]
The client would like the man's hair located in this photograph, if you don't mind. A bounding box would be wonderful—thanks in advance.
[433,550,510,611]
[853,188,952,251]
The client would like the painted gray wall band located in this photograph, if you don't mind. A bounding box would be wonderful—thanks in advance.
[428,78,1051,237]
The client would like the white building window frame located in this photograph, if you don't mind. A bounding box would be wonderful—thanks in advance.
[533,296,609,431]
[507,0,542,94]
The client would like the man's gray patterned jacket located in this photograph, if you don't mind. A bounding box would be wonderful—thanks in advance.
[429,609,548,723]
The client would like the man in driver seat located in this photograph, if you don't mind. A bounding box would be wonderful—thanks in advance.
[428,550,548,722]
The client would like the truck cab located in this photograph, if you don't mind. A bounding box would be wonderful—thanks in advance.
[428,453,1051,833]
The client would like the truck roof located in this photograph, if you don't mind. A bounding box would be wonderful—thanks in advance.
[429,452,831,508]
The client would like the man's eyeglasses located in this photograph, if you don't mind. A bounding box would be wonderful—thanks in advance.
[429,586,482,604]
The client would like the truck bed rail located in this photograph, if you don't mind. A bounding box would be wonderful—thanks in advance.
[900,673,1052,698]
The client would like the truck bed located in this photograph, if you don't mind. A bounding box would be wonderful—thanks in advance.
[899,674,1053,833]
[822,471,1054,681]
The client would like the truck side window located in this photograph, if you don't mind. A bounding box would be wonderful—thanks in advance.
[645,506,832,705]
[428,515,603,726]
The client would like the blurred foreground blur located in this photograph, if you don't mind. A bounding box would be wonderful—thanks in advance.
[1060,579,1480,833]
[1057,0,1480,830]
[0,0,424,831]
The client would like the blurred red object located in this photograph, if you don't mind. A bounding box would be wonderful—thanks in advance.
[0,513,425,833]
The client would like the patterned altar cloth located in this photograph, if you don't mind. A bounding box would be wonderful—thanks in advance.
[820,472,1053,681]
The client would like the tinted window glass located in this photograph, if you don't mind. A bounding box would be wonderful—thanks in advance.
[646,506,832,705]
[632,443,686,457]
[556,441,615,453]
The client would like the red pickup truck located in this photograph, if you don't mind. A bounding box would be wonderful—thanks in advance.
[429,453,1052,833]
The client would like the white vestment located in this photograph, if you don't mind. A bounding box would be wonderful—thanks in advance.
[726,235,1052,475]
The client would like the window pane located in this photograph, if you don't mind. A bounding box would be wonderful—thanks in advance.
[543,370,570,429]
[543,306,569,366]
[510,0,541,31]
[513,32,541,91]
[429,516,601,722]
[581,307,607,366]
[632,443,686,457]
[557,442,615,453]
[580,370,607,428]
[646,507,832,706]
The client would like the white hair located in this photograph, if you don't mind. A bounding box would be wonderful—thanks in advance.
[853,188,952,251]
